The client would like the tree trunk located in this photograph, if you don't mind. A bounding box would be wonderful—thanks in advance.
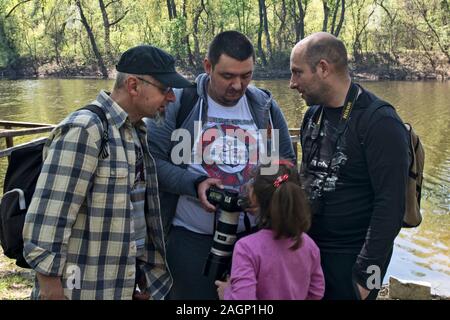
[297,0,307,40]
[290,0,300,42]
[330,0,339,34]
[98,0,113,62]
[166,0,177,20]
[192,3,204,67]
[322,1,329,32]
[0,19,19,67]
[257,0,268,65]
[76,0,108,78]
[259,0,273,62]
[416,0,450,63]
[441,0,449,26]
[275,0,287,51]
[182,0,195,67]
[334,0,345,37]
[51,19,65,66]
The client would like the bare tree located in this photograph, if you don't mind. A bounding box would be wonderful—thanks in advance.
[322,1,330,32]
[192,0,206,67]
[332,0,345,37]
[350,0,377,62]
[166,0,177,20]
[98,0,129,63]
[5,0,32,19]
[182,0,195,66]
[377,0,399,58]
[412,0,450,63]
[289,0,309,42]
[274,0,288,51]
[75,0,108,78]
[323,0,345,36]
[257,0,273,65]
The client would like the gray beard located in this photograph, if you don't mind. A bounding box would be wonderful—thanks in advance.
[153,111,165,127]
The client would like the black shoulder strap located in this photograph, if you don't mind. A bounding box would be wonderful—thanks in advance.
[176,85,199,129]
[357,99,394,145]
[300,105,321,138]
[77,104,109,159]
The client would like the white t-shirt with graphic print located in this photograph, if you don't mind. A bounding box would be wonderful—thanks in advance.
[173,94,264,234]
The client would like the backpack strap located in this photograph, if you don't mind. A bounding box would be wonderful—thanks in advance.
[176,85,199,129]
[77,104,109,159]
[356,99,394,145]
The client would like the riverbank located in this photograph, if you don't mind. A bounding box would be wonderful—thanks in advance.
[1,52,448,81]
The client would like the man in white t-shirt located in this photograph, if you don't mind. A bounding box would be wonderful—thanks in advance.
[147,31,295,299]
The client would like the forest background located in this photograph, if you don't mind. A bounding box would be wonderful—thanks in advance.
[0,0,449,80]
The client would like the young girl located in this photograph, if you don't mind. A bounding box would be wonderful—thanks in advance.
[215,162,325,300]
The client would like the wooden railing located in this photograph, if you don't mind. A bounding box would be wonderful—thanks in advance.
[0,120,55,159]
[0,121,300,159]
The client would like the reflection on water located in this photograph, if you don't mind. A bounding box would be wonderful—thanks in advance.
[0,79,449,295]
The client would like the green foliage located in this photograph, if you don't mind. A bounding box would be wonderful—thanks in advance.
[0,0,448,74]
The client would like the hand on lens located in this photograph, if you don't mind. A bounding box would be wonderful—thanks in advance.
[215,276,230,300]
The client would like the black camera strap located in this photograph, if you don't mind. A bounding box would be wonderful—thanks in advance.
[243,212,251,234]
[313,82,359,134]
[305,82,360,200]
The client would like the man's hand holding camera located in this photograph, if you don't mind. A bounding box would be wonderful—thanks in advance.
[197,178,224,212]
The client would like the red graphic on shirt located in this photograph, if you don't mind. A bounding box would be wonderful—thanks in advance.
[199,123,258,187]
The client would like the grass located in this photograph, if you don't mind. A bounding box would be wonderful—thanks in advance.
[0,249,33,300]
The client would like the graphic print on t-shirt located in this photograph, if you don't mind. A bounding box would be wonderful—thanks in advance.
[199,120,260,188]
[301,108,348,202]
[174,95,262,234]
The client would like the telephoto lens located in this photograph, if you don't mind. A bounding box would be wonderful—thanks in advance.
[203,187,251,280]
[203,209,240,280]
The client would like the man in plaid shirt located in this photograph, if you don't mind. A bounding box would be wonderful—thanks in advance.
[23,45,192,300]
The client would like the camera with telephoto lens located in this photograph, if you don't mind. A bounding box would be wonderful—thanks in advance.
[203,186,251,281]
[206,186,250,212]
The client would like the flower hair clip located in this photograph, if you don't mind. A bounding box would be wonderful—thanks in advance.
[273,174,289,188]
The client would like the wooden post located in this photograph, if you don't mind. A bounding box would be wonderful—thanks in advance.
[5,125,13,149]
[292,141,298,159]
[0,121,55,162]
[5,125,13,163]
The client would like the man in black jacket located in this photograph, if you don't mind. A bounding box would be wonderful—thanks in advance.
[290,32,410,300]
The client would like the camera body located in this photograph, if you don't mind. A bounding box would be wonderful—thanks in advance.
[206,186,250,212]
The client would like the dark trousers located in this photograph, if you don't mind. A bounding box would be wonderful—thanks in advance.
[166,225,256,300]
[166,226,217,300]
[320,248,393,300]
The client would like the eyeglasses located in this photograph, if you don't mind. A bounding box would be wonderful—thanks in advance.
[136,76,172,95]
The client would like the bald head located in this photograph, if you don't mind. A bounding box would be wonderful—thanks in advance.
[292,32,348,74]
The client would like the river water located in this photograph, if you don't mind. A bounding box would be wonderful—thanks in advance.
[0,79,449,296]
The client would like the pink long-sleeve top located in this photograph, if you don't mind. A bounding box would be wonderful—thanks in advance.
[224,229,325,300]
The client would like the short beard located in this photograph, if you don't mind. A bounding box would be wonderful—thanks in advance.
[153,110,165,127]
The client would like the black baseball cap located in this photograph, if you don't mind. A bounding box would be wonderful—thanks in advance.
[116,45,192,88]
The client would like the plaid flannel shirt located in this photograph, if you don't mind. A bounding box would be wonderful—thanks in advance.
[23,91,172,300]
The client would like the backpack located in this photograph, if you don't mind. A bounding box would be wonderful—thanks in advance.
[0,105,109,268]
[357,99,424,228]
[176,84,198,129]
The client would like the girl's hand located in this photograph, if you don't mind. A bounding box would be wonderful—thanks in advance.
[215,277,230,300]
